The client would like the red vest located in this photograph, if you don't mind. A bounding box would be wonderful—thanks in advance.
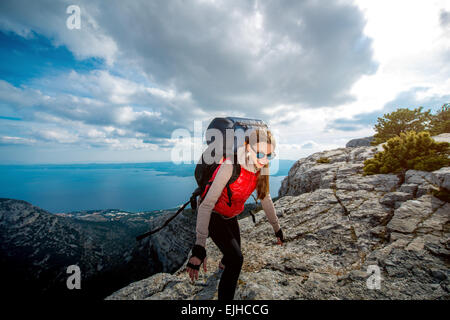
[201,157,260,218]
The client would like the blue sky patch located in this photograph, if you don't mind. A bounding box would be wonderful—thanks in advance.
[0,30,105,87]
[0,115,22,121]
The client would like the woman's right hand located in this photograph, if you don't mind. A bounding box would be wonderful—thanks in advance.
[275,227,284,246]
[186,256,207,282]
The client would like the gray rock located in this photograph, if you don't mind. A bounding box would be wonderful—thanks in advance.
[430,167,450,191]
[107,134,450,300]
[429,269,448,281]
[346,136,374,148]
[398,184,418,195]
[379,192,413,208]
[387,196,444,234]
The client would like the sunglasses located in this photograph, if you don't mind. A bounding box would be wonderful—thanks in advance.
[249,144,276,160]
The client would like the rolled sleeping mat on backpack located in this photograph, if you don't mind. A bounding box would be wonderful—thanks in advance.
[204,117,269,161]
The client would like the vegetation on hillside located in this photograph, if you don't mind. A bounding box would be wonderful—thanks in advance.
[363,131,450,176]
[429,103,450,136]
[371,107,432,145]
[371,104,449,146]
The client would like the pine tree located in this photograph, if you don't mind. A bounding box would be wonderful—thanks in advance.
[363,131,450,176]
[429,103,450,135]
[371,107,432,145]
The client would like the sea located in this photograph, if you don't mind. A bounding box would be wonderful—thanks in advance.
[0,160,295,214]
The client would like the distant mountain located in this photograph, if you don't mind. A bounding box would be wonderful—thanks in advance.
[0,192,277,301]
[0,198,191,300]
[56,208,169,222]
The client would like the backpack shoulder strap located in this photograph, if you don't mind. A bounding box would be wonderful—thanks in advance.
[228,153,241,184]
[225,155,241,206]
[228,163,241,185]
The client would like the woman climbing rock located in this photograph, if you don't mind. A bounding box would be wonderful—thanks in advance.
[186,128,284,300]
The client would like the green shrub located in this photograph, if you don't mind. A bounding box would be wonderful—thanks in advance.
[363,131,450,175]
[316,157,330,164]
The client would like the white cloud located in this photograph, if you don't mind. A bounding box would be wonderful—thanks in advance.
[86,128,106,138]
[0,135,36,145]
[34,129,79,144]
[340,0,450,116]
[0,80,45,108]
[1,0,449,163]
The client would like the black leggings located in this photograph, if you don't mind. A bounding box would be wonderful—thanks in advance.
[208,211,243,300]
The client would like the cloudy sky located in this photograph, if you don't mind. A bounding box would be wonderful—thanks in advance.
[0,0,449,164]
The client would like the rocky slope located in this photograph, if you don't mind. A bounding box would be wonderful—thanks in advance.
[106,134,450,300]
[0,199,198,299]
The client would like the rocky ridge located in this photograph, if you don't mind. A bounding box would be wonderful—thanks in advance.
[106,133,450,300]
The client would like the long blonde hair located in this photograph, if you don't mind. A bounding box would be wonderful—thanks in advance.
[244,128,276,200]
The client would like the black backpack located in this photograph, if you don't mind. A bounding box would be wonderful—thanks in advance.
[136,117,268,241]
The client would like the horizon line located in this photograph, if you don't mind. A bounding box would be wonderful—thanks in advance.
[0,158,299,166]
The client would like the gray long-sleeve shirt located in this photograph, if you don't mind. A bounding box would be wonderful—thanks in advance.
[195,157,281,247]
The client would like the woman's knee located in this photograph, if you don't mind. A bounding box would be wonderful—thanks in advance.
[226,251,243,268]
